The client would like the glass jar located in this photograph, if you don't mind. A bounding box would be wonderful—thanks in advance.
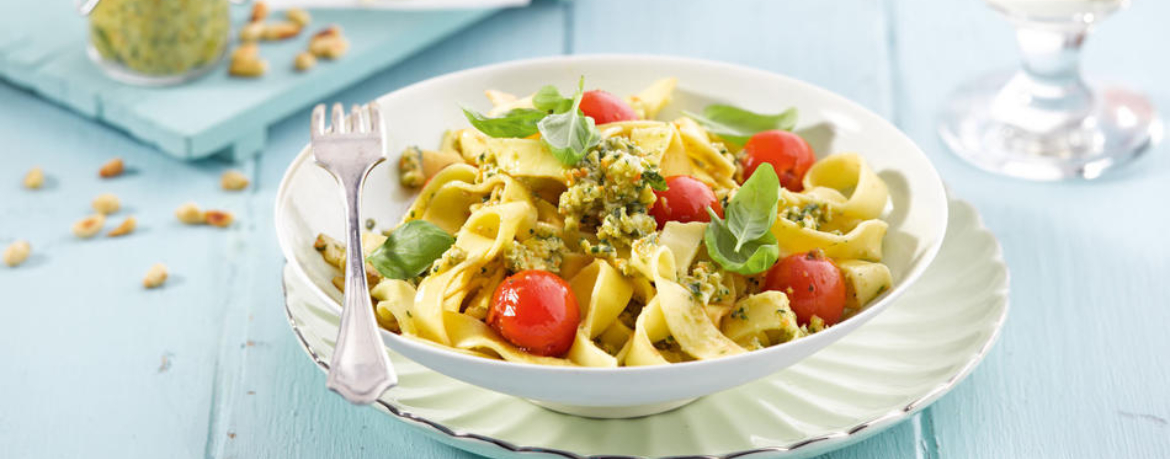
[84,0,232,86]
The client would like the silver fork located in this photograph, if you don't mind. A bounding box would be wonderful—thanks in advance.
[311,102,397,404]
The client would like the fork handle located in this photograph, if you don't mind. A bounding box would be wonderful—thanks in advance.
[326,172,397,404]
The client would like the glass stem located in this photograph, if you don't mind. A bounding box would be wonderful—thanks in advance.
[1007,21,1094,119]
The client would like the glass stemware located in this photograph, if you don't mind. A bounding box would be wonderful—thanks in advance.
[939,0,1161,180]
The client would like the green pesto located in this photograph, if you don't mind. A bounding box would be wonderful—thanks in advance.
[89,0,229,76]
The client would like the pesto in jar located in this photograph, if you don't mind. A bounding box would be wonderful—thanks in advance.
[89,0,230,76]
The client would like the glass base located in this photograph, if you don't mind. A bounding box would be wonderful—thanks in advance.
[939,69,1161,180]
[85,43,224,87]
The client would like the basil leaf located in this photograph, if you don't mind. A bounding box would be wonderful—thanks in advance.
[643,169,668,191]
[684,105,798,146]
[462,107,546,138]
[366,220,455,280]
[726,163,780,251]
[702,163,781,275]
[533,85,573,114]
[704,212,780,275]
[538,77,602,166]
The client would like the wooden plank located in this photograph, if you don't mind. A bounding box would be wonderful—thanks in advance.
[888,0,1170,457]
[0,4,496,161]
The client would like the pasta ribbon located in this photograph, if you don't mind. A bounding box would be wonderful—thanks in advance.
[486,138,570,187]
[371,279,418,336]
[444,311,572,365]
[570,259,634,338]
[771,217,888,261]
[402,163,480,233]
[658,221,707,276]
[721,291,803,350]
[838,259,892,312]
[627,77,677,119]
[674,117,737,190]
[802,153,889,221]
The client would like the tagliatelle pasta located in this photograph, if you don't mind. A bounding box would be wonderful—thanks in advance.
[317,78,897,366]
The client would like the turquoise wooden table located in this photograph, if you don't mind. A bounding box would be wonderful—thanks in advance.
[3,0,1169,457]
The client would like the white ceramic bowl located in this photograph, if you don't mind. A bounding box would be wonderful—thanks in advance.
[275,55,948,418]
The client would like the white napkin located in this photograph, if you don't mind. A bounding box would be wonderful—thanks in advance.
[263,0,532,10]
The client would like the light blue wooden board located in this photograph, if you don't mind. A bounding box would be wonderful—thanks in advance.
[0,0,496,161]
[3,0,1170,458]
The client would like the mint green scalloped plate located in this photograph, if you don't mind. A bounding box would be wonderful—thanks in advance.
[281,196,1008,458]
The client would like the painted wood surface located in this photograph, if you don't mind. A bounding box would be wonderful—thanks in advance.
[0,2,494,160]
[1,0,1168,458]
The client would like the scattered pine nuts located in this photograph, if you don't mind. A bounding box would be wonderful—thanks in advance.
[309,25,349,60]
[72,214,106,239]
[107,216,137,237]
[3,240,30,267]
[175,202,206,225]
[221,170,250,191]
[229,43,268,78]
[143,263,168,289]
[250,1,269,22]
[229,55,268,78]
[294,52,317,72]
[239,22,264,42]
[310,35,349,60]
[287,8,311,27]
[262,21,301,41]
[206,210,235,228]
[232,42,259,62]
[99,157,124,178]
[23,167,44,189]
[92,193,121,215]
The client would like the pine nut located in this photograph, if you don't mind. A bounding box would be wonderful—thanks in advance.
[3,240,30,267]
[99,158,124,178]
[250,1,269,22]
[72,214,106,238]
[23,167,44,189]
[107,217,137,237]
[287,8,311,27]
[294,52,317,72]
[175,202,207,225]
[92,193,121,215]
[205,210,234,228]
[221,170,250,191]
[143,263,168,289]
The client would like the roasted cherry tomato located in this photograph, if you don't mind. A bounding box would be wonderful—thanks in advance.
[741,130,815,191]
[579,90,638,125]
[764,250,846,326]
[649,175,723,229]
[488,270,580,357]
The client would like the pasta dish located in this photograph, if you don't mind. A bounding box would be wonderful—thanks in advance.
[313,78,893,367]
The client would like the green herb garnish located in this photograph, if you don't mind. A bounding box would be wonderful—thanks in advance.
[538,77,602,166]
[367,220,456,280]
[532,85,574,114]
[684,105,798,146]
[704,163,781,275]
[461,107,546,138]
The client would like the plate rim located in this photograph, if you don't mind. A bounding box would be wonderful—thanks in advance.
[273,53,951,378]
[281,196,1009,459]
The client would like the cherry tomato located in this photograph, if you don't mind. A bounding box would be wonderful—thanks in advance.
[741,130,815,191]
[764,250,846,327]
[649,175,723,229]
[579,90,638,125]
[488,270,580,357]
